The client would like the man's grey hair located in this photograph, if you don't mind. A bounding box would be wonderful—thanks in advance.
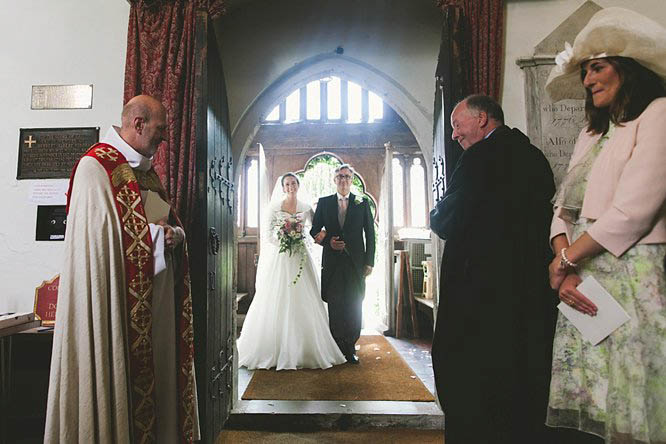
[463,94,505,125]
[335,164,355,175]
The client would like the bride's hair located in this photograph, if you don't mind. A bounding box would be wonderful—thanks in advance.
[281,172,300,186]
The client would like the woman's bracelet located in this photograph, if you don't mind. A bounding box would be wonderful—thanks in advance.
[559,248,578,269]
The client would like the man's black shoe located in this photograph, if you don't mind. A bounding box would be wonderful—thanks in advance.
[346,354,359,364]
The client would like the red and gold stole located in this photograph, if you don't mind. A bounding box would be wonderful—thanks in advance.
[67,143,196,443]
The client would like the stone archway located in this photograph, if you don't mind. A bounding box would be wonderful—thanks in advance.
[231,52,433,183]
[230,53,435,410]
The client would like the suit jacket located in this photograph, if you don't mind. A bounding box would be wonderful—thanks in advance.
[551,97,666,256]
[310,193,376,294]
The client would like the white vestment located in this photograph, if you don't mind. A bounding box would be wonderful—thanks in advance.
[45,127,199,443]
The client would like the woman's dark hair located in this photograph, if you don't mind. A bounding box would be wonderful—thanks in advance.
[281,172,300,186]
[584,57,666,135]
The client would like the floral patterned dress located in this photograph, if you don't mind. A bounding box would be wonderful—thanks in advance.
[547,122,666,443]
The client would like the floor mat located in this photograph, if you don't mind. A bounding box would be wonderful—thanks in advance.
[241,335,435,401]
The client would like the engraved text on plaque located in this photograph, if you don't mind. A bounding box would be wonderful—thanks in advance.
[17,127,99,179]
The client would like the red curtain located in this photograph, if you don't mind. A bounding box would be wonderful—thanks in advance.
[436,0,504,100]
[124,0,225,232]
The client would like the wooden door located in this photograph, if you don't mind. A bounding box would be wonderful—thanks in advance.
[434,6,467,191]
[190,15,234,443]
[432,7,468,323]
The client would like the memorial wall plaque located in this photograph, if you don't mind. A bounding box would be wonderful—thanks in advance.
[521,62,586,184]
[540,99,586,181]
[31,84,93,110]
[517,1,601,186]
[17,127,99,179]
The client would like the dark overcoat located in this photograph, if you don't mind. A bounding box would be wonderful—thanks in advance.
[430,126,558,443]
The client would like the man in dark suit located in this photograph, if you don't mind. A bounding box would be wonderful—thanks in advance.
[311,164,376,364]
[430,95,558,443]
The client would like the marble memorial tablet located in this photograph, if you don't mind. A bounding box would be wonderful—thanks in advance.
[516,1,602,186]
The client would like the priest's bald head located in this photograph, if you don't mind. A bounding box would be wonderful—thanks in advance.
[119,95,168,158]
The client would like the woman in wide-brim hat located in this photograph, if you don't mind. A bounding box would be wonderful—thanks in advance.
[545,7,666,444]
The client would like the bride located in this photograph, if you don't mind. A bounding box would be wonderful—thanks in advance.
[237,173,347,370]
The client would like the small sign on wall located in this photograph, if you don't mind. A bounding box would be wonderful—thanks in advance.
[36,205,66,241]
[29,181,68,205]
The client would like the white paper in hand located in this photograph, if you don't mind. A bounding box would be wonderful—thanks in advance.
[143,191,171,224]
[557,275,630,345]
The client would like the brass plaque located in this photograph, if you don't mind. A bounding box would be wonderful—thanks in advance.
[17,127,99,179]
[31,84,93,110]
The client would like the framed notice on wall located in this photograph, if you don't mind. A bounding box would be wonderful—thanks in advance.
[17,127,99,179]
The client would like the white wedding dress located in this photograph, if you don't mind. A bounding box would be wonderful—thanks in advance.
[237,200,346,370]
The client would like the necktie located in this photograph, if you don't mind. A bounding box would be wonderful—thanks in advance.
[338,197,348,227]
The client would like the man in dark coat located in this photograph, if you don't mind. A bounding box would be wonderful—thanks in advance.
[311,164,376,364]
[430,95,558,443]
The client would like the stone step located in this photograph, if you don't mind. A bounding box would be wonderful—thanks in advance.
[227,400,444,431]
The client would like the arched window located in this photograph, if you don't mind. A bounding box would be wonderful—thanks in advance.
[261,75,385,124]
[327,77,342,120]
[392,154,428,230]
[285,89,300,122]
[265,105,279,121]
[410,157,426,228]
[245,159,259,228]
[298,153,376,220]
[369,91,383,122]
[347,81,362,123]
[306,80,320,120]
[392,157,404,227]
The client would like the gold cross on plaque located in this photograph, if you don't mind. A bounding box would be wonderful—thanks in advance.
[24,135,36,148]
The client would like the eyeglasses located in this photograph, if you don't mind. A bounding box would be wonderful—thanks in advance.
[335,174,353,181]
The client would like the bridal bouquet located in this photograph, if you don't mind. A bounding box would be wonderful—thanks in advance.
[275,214,306,284]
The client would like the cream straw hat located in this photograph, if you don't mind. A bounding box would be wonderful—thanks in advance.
[546,7,666,102]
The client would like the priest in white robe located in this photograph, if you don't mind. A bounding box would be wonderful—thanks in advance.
[45,95,199,443]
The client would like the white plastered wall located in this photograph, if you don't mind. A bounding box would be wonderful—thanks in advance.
[0,0,130,312]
